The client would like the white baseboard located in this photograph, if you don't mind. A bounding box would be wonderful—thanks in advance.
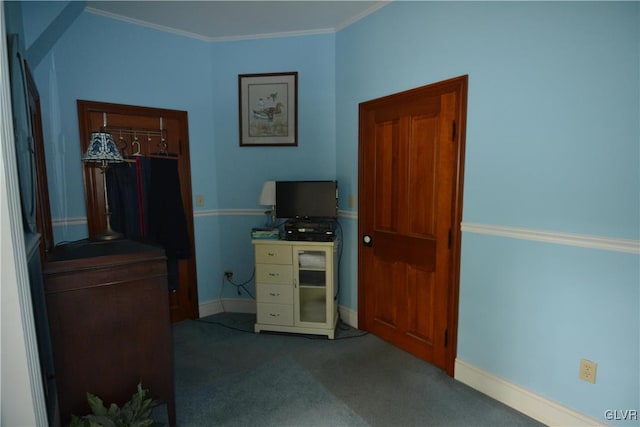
[338,305,358,328]
[199,299,359,328]
[454,359,604,427]
[199,298,256,318]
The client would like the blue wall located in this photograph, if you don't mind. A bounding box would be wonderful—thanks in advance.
[18,1,639,424]
[206,35,337,300]
[21,5,337,302]
[336,1,639,423]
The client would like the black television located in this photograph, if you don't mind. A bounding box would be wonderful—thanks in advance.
[276,180,338,220]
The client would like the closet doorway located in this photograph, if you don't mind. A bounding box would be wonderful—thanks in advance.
[77,100,199,322]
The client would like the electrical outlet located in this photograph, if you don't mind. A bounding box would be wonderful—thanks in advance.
[579,359,597,384]
[196,194,205,207]
[224,271,233,280]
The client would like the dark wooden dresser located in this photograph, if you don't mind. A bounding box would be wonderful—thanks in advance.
[43,239,176,426]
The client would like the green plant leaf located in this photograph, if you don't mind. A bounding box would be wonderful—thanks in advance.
[86,392,108,416]
[69,383,161,427]
[107,403,121,419]
[68,415,89,427]
[84,414,117,427]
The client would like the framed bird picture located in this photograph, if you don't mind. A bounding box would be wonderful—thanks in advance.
[238,72,297,146]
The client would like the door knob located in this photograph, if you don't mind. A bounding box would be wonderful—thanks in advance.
[363,235,373,247]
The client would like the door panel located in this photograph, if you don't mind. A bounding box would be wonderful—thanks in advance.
[359,76,467,375]
[374,120,400,232]
[371,256,401,329]
[408,115,438,235]
[406,266,435,344]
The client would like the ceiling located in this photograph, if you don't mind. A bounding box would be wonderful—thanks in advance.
[86,1,389,42]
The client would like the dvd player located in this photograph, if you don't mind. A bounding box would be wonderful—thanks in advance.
[284,220,336,242]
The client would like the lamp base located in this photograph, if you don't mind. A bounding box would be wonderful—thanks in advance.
[91,228,123,242]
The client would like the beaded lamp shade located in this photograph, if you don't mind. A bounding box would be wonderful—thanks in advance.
[82,131,123,240]
[82,131,124,164]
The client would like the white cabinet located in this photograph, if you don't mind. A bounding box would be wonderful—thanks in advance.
[253,239,337,339]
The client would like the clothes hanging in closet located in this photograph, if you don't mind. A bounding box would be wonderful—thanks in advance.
[107,156,191,290]
[107,162,141,238]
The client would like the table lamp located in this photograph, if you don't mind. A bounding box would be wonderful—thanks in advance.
[82,131,124,241]
[258,180,276,228]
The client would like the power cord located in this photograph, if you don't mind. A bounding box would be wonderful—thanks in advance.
[196,317,369,340]
[195,318,255,334]
[219,269,256,313]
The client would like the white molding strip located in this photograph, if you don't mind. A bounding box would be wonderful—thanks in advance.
[51,216,87,227]
[454,359,605,427]
[199,299,358,329]
[50,214,637,256]
[338,305,358,328]
[462,222,640,255]
[56,209,265,221]
[1,26,47,424]
[193,209,358,220]
[338,209,358,220]
[199,298,257,318]
[85,5,385,43]
[208,28,334,43]
[335,1,391,32]
[194,209,261,218]
[85,7,213,42]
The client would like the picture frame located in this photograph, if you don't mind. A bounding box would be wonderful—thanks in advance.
[238,72,298,146]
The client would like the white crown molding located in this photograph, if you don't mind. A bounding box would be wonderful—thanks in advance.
[335,1,391,32]
[208,28,334,43]
[461,222,640,255]
[85,6,213,42]
[84,5,373,43]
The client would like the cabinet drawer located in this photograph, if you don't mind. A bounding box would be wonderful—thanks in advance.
[255,244,292,265]
[256,263,293,284]
[257,284,293,305]
[257,303,293,326]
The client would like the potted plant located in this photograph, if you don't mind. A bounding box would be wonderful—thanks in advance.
[69,383,162,427]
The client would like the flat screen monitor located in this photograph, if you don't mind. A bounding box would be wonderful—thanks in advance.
[276,180,338,219]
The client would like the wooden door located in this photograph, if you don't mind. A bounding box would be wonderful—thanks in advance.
[358,76,467,375]
[25,61,54,263]
[77,100,199,322]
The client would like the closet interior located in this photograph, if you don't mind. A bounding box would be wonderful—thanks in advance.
[77,100,199,322]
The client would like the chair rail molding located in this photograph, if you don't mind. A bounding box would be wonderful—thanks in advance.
[461,222,639,255]
[52,216,638,254]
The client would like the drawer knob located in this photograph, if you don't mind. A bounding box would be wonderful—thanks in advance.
[268,273,279,277]
[269,313,280,317]
[269,292,280,296]
[268,252,276,256]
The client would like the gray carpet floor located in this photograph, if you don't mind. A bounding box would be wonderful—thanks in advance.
[160,312,546,426]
